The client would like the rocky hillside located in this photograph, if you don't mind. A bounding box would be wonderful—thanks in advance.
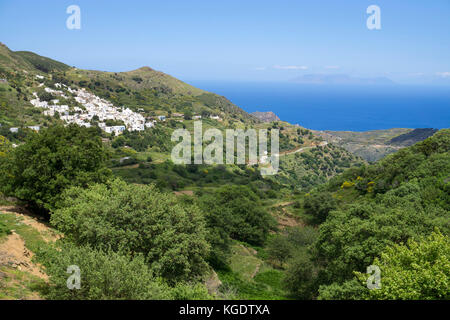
[389,128,438,146]
[315,128,440,162]
[251,111,280,123]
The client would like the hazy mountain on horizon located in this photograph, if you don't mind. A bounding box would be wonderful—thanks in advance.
[291,74,395,85]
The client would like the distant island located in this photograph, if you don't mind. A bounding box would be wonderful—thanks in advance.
[291,74,395,85]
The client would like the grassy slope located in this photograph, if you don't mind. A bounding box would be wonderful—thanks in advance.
[217,242,287,300]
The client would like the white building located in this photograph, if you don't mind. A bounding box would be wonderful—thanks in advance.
[105,126,126,135]
[145,121,155,128]
[27,126,41,131]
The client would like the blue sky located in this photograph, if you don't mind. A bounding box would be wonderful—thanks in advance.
[1,0,449,83]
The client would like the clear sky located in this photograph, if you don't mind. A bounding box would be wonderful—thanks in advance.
[1,0,449,83]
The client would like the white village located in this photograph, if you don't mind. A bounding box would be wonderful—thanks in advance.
[28,80,156,135]
[22,77,222,135]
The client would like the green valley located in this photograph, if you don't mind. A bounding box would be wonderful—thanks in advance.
[0,43,448,301]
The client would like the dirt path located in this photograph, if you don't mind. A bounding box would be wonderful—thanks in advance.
[270,201,295,208]
[173,190,194,196]
[250,262,262,279]
[279,141,328,157]
[0,232,47,280]
[0,206,59,243]
[269,202,303,229]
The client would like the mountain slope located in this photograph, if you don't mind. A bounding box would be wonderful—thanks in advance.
[316,128,439,162]
[0,43,70,73]
[389,128,438,146]
[14,51,70,73]
[0,43,257,127]
[251,111,280,123]
[283,129,450,299]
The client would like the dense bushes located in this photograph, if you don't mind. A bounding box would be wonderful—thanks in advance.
[0,125,111,212]
[275,130,450,299]
[51,178,210,282]
[357,231,449,300]
[197,185,276,269]
[306,130,450,299]
[36,243,171,300]
[36,242,212,300]
[302,192,337,224]
[112,126,173,152]
[283,248,320,300]
[199,185,275,245]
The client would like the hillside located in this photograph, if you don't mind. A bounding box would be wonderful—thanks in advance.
[4,43,447,301]
[0,202,58,299]
[251,111,280,123]
[0,43,256,129]
[389,128,438,146]
[285,129,450,299]
[0,43,365,188]
[0,43,70,73]
[63,67,257,124]
[315,128,438,161]
[270,143,364,190]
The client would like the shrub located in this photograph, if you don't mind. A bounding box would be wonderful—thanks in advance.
[0,125,111,212]
[303,192,337,224]
[356,231,450,300]
[51,179,210,282]
[36,242,171,300]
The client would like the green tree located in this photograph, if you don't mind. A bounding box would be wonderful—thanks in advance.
[356,231,450,300]
[184,110,193,120]
[51,179,210,282]
[36,242,171,300]
[267,235,294,267]
[303,191,337,224]
[283,248,320,300]
[313,130,450,299]
[0,125,111,212]
[199,185,275,246]
[38,91,55,102]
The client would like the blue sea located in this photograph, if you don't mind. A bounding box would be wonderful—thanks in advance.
[189,81,450,132]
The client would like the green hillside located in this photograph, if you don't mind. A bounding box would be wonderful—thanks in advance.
[317,128,414,161]
[282,129,450,299]
[57,66,256,125]
[0,43,70,73]
[1,43,446,301]
[0,43,257,129]
[15,51,70,73]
